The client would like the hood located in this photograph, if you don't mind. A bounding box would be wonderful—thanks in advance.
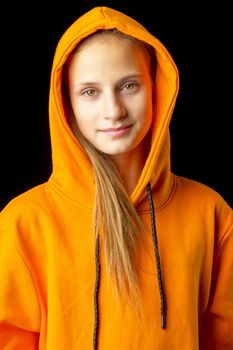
[48,6,179,209]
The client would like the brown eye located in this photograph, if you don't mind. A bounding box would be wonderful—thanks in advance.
[124,83,135,90]
[83,89,95,97]
[121,81,139,94]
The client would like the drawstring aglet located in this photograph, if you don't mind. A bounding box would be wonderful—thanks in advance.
[161,314,166,329]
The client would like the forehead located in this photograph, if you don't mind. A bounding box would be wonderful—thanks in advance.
[76,31,140,53]
[68,33,149,76]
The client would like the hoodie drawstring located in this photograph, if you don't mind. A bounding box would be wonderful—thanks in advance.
[93,235,100,350]
[146,182,166,329]
[93,182,166,349]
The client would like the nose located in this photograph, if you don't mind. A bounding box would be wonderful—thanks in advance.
[103,92,126,120]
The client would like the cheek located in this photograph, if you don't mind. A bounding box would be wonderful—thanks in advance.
[72,101,94,129]
[144,86,153,123]
[136,91,153,125]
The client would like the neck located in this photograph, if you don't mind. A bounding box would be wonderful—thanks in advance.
[109,139,149,196]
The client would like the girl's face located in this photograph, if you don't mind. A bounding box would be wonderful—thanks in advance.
[67,34,153,160]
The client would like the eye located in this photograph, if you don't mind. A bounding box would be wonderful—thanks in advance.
[124,82,136,89]
[82,88,96,97]
[121,82,139,93]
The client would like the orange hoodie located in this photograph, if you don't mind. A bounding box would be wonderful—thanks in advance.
[0,6,232,350]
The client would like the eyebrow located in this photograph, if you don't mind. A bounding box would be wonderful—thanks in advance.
[74,74,143,89]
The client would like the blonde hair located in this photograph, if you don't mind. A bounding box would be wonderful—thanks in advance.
[63,29,156,307]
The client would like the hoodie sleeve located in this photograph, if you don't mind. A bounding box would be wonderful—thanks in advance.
[0,229,40,349]
[200,210,233,349]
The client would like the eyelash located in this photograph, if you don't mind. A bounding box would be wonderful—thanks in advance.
[81,81,139,97]
[82,89,96,97]
[121,82,138,91]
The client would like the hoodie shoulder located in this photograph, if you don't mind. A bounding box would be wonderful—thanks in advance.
[0,183,49,222]
[175,174,232,210]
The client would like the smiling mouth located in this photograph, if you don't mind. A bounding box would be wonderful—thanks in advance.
[100,124,133,137]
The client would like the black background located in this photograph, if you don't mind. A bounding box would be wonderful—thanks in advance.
[0,0,232,210]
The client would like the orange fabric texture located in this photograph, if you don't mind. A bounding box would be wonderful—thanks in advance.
[0,6,233,349]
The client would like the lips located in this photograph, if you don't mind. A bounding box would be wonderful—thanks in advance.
[100,124,133,137]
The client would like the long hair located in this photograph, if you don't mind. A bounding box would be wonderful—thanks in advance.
[63,29,156,308]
